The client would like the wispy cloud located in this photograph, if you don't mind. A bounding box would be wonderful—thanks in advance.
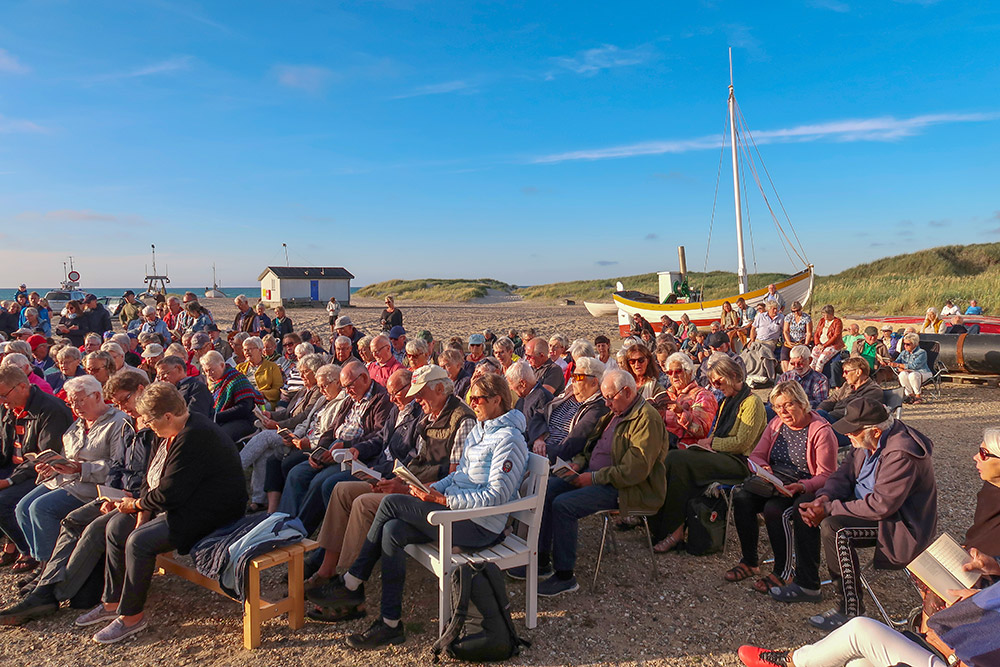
[0,48,30,74]
[644,233,659,240]
[15,209,151,226]
[273,65,336,93]
[0,114,47,134]
[147,0,232,33]
[596,260,619,266]
[549,44,655,77]
[533,111,1000,163]
[808,0,850,12]
[391,80,472,99]
[89,55,193,83]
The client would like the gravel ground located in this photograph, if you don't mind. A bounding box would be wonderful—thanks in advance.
[0,298,994,665]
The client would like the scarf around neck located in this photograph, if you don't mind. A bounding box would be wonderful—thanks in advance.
[712,382,752,438]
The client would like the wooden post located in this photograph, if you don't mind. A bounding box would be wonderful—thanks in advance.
[244,561,262,649]
[287,547,305,630]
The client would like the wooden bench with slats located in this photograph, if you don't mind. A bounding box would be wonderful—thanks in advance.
[155,538,319,649]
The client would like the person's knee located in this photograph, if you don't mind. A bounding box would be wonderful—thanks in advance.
[762,500,786,524]
[552,492,590,521]
[382,519,407,553]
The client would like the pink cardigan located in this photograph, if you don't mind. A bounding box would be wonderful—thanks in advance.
[749,412,838,494]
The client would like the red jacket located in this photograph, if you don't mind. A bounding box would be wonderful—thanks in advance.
[749,412,838,494]
[813,317,844,350]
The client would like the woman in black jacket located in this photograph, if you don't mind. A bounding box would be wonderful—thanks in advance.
[77,382,246,644]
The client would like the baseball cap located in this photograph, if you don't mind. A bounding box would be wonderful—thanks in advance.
[122,290,135,298]
[27,334,48,351]
[334,315,353,328]
[707,331,730,349]
[406,364,449,397]
[880,324,893,332]
[84,294,97,303]
[388,325,406,339]
[141,344,164,358]
[468,334,485,346]
[191,333,211,349]
[832,398,890,435]
[417,330,433,343]
[12,328,33,337]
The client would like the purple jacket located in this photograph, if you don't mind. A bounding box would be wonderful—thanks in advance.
[819,419,937,568]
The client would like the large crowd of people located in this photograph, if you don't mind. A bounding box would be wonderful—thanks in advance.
[0,287,995,666]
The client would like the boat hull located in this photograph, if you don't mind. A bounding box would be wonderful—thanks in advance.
[584,301,619,318]
[613,267,814,337]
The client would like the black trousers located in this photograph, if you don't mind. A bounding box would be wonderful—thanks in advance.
[733,489,814,578]
[36,500,115,603]
[104,513,174,617]
[822,514,878,617]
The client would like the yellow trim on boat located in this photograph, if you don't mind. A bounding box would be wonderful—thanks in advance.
[612,267,813,312]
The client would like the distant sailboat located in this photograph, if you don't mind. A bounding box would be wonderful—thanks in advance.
[205,264,227,298]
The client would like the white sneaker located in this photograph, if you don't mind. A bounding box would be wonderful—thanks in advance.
[74,604,118,627]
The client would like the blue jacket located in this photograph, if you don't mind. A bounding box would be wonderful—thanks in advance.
[897,347,930,374]
[433,409,529,535]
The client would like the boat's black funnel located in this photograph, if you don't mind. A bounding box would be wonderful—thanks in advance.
[920,334,1000,375]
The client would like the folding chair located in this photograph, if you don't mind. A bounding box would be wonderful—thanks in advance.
[882,387,905,419]
[592,508,657,589]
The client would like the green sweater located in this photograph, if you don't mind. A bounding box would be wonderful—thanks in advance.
[711,394,766,455]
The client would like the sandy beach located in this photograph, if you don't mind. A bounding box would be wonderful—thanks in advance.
[0,295,993,666]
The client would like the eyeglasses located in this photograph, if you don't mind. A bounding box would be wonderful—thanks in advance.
[710,377,726,388]
[84,366,104,374]
[406,353,424,359]
[343,375,365,390]
[571,373,593,382]
[0,384,20,401]
[980,446,999,461]
[468,393,494,405]
[112,391,135,409]
[602,386,625,404]
[665,368,686,376]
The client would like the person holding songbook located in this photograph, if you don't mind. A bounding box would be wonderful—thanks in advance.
[725,381,837,593]
[307,372,528,650]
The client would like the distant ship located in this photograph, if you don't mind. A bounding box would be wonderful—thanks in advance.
[205,264,227,298]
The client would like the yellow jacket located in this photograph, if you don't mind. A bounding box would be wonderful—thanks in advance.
[237,359,284,407]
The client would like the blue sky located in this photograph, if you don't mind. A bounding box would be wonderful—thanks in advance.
[1,0,998,289]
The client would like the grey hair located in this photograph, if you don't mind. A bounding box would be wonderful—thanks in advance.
[294,342,314,360]
[243,336,264,350]
[6,340,31,357]
[439,348,464,365]
[983,427,1000,457]
[142,305,156,317]
[574,356,605,380]
[65,374,103,398]
[548,334,569,350]
[602,368,637,393]
[902,332,920,347]
[0,365,28,388]
[84,332,103,345]
[790,344,811,360]
[165,343,187,359]
[111,334,131,351]
[405,339,429,355]
[504,360,536,386]
[764,299,778,310]
[23,307,38,318]
[234,294,249,305]
[232,332,250,347]
[372,334,390,348]
[427,376,456,396]
[492,336,514,353]
[0,353,30,371]
[334,335,352,347]
[57,345,82,362]
[85,351,114,373]
[200,350,224,370]
[664,351,696,376]
[707,354,746,385]
[298,353,326,374]
[315,363,342,385]
[568,339,596,360]
[101,342,124,357]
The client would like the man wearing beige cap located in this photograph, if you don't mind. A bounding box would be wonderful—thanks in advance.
[407,365,476,477]
[138,344,164,382]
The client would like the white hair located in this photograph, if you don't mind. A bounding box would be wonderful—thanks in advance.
[574,356,605,380]
[790,344,811,360]
[298,353,326,374]
[64,374,103,398]
[234,294,249,305]
[294,342,314,360]
[405,339,429,355]
[57,346,82,362]
[334,335,352,347]
[6,340,31,357]
[315,363,342,385]
[602,368,637,393]
[902,332,920,346]
[200,350,224,370]
[243,336,264,350]
[142,305,156,317]
[664,351,696,376]
[101,342,124,357]
[504,360,536,386]
[568,339,596,360]
[111,334,131,351]
[548,334,569,350]
[0,353,30,371]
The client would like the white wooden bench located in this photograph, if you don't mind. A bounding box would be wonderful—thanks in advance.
[404,453,549,635]
[155,538,319,649]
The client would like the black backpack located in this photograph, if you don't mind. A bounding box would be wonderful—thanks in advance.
[432,563,530,663]
[684,494,729,556]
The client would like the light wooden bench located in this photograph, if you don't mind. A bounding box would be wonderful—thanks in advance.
[155,538,320,649]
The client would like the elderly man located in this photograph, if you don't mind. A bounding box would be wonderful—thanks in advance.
[189,332,214,365]
[771,345,829,415]
[387,326,407,366]
[506,360,553,434]
[117,291,142,330]
[528,357,608,463]
[850,325,891,374]
[533,369,667,596]
[335,316,365,359]
[944,315,968,335]
[816,356,884,447]
[155,356,213,417]
[161,296,184,334]
[3,353,54,395]
[0,370,155,624]
[137,306,170,340]
[750,300,784,348]
[965,299,983,315]
[0,366,74,573]
[771,399,937,631]
[765,284,786,313]
[367,334,403,387]
[82,295,113,337]
[277,361,392,530]
[332,335,358,366]
[525,337,565,396]
[232,295,261,333]
[205,323,233,361]
[13,375,128,576]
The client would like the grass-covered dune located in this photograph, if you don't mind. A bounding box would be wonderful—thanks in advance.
[356,278,517,302]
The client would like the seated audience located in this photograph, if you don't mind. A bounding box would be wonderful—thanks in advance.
[815,356,883,447]
[506,360,553,435]
[920,306,944,334]
[623,342,666,400]
[524,337,565,396]
[771,345,829,417]
[840,323,863,357]
[594,335,618,370]
[367,334,402,387]
[154,356,212,417]
[3,353,53,395]
[850,325,890,373]
[888,332,932,404]
[651,356,765,553]
[964,427,1000,557]
[660,352,718,447]
[726,381,837,593]
[201,350,261,441]
[770,398,936,631]
[492,336,518,371]
[809,305,844,376]
[403,338,429,370]
[236,336,284,409]
[944,314,968,334]
[438,348,472,399]
[529,357,608,463]
[780,302,811,373]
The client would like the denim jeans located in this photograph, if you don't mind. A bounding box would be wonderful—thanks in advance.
[348,494,498,621]
[0,480,38,554]
[15,485,86,561]
[539,476,619,574]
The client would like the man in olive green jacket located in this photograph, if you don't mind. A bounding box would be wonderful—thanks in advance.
[535,369,667,598]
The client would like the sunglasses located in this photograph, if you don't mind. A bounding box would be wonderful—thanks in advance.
[571,373,593,382]
[468,393,494,405]
[980,446,999,461]
[627,357,647,365]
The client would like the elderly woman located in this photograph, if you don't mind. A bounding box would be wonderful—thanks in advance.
[240,353,327,510]
[313,373,528,650]
[54,345,87,387]
[651,355,765,553]
[137,306,169,340]
[506,360,552,433]
[356,335,375,365]
[529,357,608,462]
[780,301,812,373]
[561,338,597,391]
[809,304,844,374]
[270,306,293,353]
[548,334,570,370]
[964,428,1000,557]
[403,339,429,370]
[660,352,716,447]
[21,308,50,337]
[77,382,246,644]
[920,306,944,334]
[623,342,667,401]
[726,381,838,592]
[678,314,698,342]
[491,336,518,371]
[201,350,262,441]
[230,331,250,367]
[254,303,271,332]
[55,300,86,347]
[889,332,932,403]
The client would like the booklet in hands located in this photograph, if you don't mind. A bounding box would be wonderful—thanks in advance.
[97,485,129,502]
[906,533,983,604]
[351,460,382,484]
[392,461,431,494]
[552,457,580,483]
[748,460,794,497]
[29,450,73,483]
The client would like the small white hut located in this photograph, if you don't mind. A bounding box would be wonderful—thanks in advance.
[257,266,354,306]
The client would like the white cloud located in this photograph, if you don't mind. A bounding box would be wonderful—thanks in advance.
[533,112,1000,163]
[0,114,47,134]
[550,44,655,77]
[391,80,472,99]
[90,55,193,83]
[273,65,336,93]
[0,48,29,74]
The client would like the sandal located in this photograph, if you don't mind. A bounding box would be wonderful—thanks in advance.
[0,550,18,568]
[724,562,760,583]
[11,557,38,574]
[652,534,683,554]
[753,572,786,594]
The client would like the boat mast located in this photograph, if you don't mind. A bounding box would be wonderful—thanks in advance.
[728,48,748,295]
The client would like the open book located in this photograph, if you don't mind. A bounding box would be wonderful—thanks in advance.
[553,457,579,482]
[392,461,431,494]
[332,449,355,464]
[351,460,382,484]
[97,485,129,502]
[748,460,794,497]
[906,533,983,604]
[27,450,74,483]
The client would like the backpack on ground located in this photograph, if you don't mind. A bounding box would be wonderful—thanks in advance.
[685,494,728,556]
[432,562,530,663]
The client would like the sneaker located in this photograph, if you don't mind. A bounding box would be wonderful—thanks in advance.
[737,645,790,667]
[75,604,119,627]
[0,592,58,626]
[346,618,405,650]
[537,574,580,598]
[807,607,850,632]
[307,576,365,609]
[92,617,148,644]
[506,563,554,581]
[16,567,41,589]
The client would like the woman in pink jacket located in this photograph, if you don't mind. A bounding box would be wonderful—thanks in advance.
[723,381,838,593]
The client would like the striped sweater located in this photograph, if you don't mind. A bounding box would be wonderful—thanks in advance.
[433,408,529,534]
